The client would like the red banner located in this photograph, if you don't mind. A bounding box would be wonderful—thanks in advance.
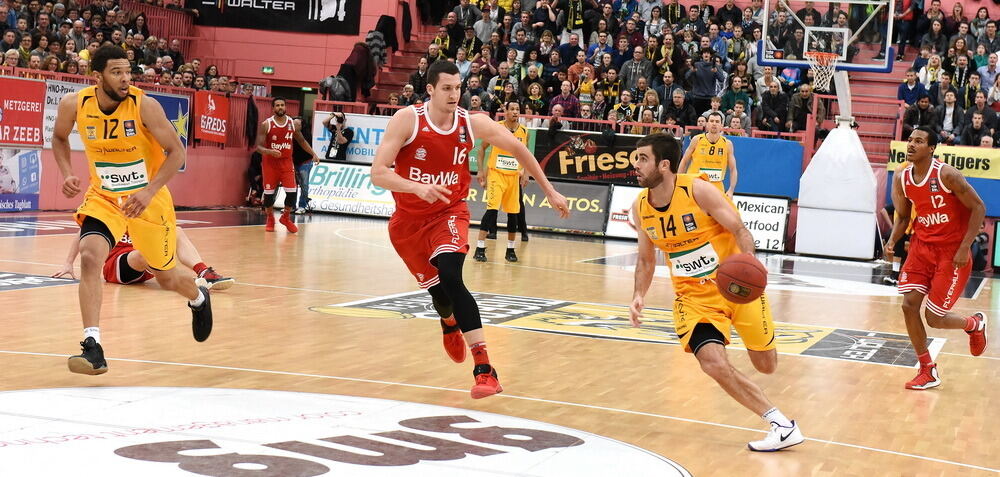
[0,77,46,149]
[194,90,229,142]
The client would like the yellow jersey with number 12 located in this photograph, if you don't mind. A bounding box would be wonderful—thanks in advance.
[487,121,528,176]
[77,85,166,198]
[688,133,730,185]
[636,174,740,296]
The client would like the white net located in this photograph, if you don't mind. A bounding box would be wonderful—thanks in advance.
[805,52,840,93]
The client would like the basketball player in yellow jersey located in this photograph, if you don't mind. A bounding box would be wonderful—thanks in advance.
[474,101,529,263]
[51,46,213,376]
[628,132,803,451]
[678,111,738,197]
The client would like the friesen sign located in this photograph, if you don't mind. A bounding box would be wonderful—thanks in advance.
[0,77,46,149]
[194,90,229,141]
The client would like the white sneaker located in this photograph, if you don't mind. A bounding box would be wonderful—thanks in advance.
[293,207,307,215]
[748,420,804,452]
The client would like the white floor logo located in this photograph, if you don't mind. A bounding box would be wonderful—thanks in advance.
[0,387,690,476]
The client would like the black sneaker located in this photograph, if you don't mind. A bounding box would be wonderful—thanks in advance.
[68,337,108,375]
[473,247,487,262]
[486,231,497,240]
[521,234,529,242]
[189,286,213,342]
[505,248,518,262]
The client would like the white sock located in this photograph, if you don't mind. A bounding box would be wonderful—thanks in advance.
[189,289,206,307]
[762,407,792,428]
[892,261,901,272]
[477,240,486,248]
[507,240,516,249]
[84,327,101,344]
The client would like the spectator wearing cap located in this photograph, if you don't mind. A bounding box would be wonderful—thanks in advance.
[55,19,71,42]
[459,26,483,62]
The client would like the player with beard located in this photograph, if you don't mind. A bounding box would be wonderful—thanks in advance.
[372,61,570,398]
[51,46,214,375]
[255,98,318,232]
[628,132,803,451]
[884,126,988,390]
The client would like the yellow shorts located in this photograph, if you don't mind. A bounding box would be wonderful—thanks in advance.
[485,171,521,214]
[74,187,178,270]
[673,285,775,353]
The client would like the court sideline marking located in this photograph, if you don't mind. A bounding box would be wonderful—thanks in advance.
[0,349,995,474]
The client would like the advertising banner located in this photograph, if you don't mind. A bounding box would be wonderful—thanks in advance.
[194,90,229,142]
[467,180,610,234]
[147,91,190,148]
[43,80,87,150]
[0,77,46,149]
[312,111,388,164]
[888,140,1000,216]
[190,0,361,35]
[533,129,642,185]
[680,134,803,199]
[0,149,42,211]
[304,162,395,217]
[604,185,789,250]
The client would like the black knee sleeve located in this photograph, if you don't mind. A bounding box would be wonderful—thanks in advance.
[427,284,453,318]
[284,191,297,209]
[689,322,727,355]
[262,192,277,208]
[433,252,482,333]
[479,209,498,232]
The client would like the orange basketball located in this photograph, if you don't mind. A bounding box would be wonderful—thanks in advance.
[715,253,767,304]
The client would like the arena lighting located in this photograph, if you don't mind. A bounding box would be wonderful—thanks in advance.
[261,66,274,75]
[301,87,313,92]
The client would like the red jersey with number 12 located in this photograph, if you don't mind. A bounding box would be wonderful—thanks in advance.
[901,160,971,245]
[265,115,295,162]
[393,104,475,216]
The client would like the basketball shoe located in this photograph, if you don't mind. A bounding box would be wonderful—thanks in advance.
[471,364,503,399]
[748,420,804,452]
[505,248,518,262]
[905,363,941,390]
[440,318,466,363]
[67,337,108,375]
[197,267,235,291]
[967,312,988,356]
[279,211,299,233]
[265,212,275,232]
[473,247,487,262]
[189,285,213,342]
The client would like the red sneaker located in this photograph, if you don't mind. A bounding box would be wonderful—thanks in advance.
[264,213,275,232]
[198,267,235,291]
[471,364,503,399]
[279,212,298,233]
[968,312,988,356]
[440,318,466,363]
[905,364,941,390]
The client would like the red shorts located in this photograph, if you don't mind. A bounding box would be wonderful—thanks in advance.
[262,157,296,193]
[103,247,154,285]
[898,239,971,315]
[388,202,470,289]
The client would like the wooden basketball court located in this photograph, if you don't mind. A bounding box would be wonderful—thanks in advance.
[0,209,996,476]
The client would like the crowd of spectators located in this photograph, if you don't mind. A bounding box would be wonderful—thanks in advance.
[0,0,241,92]
[398,0,1000,141]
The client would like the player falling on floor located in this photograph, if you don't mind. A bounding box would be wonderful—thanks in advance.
[884,126,988,390]
[678,112,738,196]
[372,60,570,398]
[51,46,213,375]
[53,226,235,290]
[628,132,804,451]
[474,101,530,263]
[255,97,319,233]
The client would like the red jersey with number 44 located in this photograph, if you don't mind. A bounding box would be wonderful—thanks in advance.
[393,104,475,216]
[901,160,971,245]
[266,115,295,162]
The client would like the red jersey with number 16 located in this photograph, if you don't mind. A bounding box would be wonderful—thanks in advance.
[901,160,971,245]
[393,104,475,216]
[265,115,295,162]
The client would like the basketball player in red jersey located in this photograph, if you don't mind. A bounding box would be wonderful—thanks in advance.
[885,126,988,390]
[372,61,570,399]
[255,97,319,233]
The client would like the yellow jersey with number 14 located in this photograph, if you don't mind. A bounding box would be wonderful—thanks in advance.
[688,133,730,184]
[487,121,528,176]
[77,85,166,198]
[636,174,740,296]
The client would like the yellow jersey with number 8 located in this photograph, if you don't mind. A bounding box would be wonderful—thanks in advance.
[688,133,729,184]
[77,85,166,198]
[636,174,740,296]
[487,121,528,176]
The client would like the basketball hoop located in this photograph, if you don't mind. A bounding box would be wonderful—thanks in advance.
[804,51,841,93]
